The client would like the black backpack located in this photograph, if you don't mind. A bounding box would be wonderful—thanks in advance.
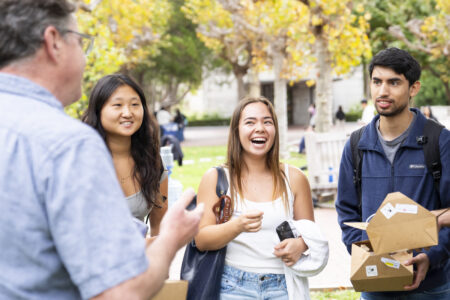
[350,119,444,215]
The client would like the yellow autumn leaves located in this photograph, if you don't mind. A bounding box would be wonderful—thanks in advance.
[183,0,371,81]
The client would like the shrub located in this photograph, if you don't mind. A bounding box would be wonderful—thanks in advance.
[345,104,363,122]
[186,113,230,126]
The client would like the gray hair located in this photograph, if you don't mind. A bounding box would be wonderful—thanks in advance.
[0,0,75,68]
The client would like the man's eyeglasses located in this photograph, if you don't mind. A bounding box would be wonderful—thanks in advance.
[61,29,94,55]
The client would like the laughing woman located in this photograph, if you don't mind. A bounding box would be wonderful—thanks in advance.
[82,74,167,238]
[195,96,328,300]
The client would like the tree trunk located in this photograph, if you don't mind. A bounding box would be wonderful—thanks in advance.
[443,81,450,105]
[273,49,289,159]
[166,79,179,107]
[248,67,261,97]
[314,35,333,133]
[362,59,370,100]
[133,69,155,112]
[235,72,246,101]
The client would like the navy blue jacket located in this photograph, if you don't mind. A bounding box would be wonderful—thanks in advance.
[336,108,450,293]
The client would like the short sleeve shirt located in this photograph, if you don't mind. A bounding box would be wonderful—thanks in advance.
[0,73,148,299]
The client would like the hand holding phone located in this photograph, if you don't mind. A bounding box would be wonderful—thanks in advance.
[276,220,298,241]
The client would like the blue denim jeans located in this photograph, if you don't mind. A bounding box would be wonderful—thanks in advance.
[360,281,450,300]
[220,265,288,300]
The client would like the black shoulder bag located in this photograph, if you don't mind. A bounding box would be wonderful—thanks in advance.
[180,166,231,300]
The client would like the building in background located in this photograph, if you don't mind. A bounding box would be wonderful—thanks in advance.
[184,66,365,126]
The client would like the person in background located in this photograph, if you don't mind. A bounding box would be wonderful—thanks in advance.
[298,126,314,154]
[422,105,439,123]
[195,96,328,299]
[173,108,187,142]
[83,74,168,238]
[161,134,184,166]
[335,105,346,127]
[336,47,449,299]
[0,1,203,299]
[156,104,172,126]
[308,103,316,129]
[359,99,376,125]
[308,103,316,118]
[174,108,187,129]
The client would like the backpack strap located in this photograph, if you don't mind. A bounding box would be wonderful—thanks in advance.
[349,119,443,216]
[421,119,444,193]
[350,126,365,218]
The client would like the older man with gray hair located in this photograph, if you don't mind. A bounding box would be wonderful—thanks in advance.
[0,1,203,299]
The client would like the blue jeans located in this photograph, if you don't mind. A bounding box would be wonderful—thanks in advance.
[220,265,288,300]
[360,281,450,300]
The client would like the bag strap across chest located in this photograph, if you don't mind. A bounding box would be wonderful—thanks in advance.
[212,166,232,224]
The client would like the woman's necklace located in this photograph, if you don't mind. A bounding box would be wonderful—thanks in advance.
[113,154,134,184]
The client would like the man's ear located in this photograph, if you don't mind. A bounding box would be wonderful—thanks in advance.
[409,81,421,98]
[42,26,63,63]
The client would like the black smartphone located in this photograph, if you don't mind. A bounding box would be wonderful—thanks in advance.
[276,221,295,241]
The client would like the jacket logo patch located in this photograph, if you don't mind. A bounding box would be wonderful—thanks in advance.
[409,164,425,169]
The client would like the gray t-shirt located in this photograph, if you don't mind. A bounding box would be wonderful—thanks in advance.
[376,111,417,164]
[0,74,148,300]
[127,191,151,221]
[126,159,168,221]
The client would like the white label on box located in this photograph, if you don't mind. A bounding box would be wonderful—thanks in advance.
[366,265,378,277]
[381,257,401,269]
[380,203,396,219]
[395,204,418,214]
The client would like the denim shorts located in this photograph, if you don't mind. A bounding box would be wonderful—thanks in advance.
[360,281,450,300]
[220,265,288,300]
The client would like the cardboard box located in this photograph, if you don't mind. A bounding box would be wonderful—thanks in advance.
[152,280,188,300]
[350,240,413,291]
[344,192,438,292]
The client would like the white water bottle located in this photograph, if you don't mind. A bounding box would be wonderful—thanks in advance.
[168,178,183,208]
[161,146,183,207]
[160,146,173,177]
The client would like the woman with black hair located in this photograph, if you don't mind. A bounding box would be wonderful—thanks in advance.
[82,74,168,239]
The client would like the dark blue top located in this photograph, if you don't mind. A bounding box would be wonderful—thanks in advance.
[336,108,450,294]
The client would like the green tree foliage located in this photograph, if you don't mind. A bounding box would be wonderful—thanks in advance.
[414,70,447,107]
[66,0,171,118]
[361,0,450,105]
[131,0,219,109]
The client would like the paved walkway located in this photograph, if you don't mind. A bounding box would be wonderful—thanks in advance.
[169,123,362,290]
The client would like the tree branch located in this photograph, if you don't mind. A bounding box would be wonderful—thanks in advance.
[125,27,160,52]
[298,0,310,6]
[75,0,103,12]
[176,84,192,103]
[217,0,244,13]
[388,25,433,54]
[389,18,450,57]
[197,23,233,39]
[405,19,427,40]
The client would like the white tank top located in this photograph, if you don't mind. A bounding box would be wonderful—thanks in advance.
[224,164,294,274]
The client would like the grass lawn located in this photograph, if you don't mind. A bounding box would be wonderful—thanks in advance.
[171,145,307,191]
[171,145,360,299]
[311,289,360,299]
